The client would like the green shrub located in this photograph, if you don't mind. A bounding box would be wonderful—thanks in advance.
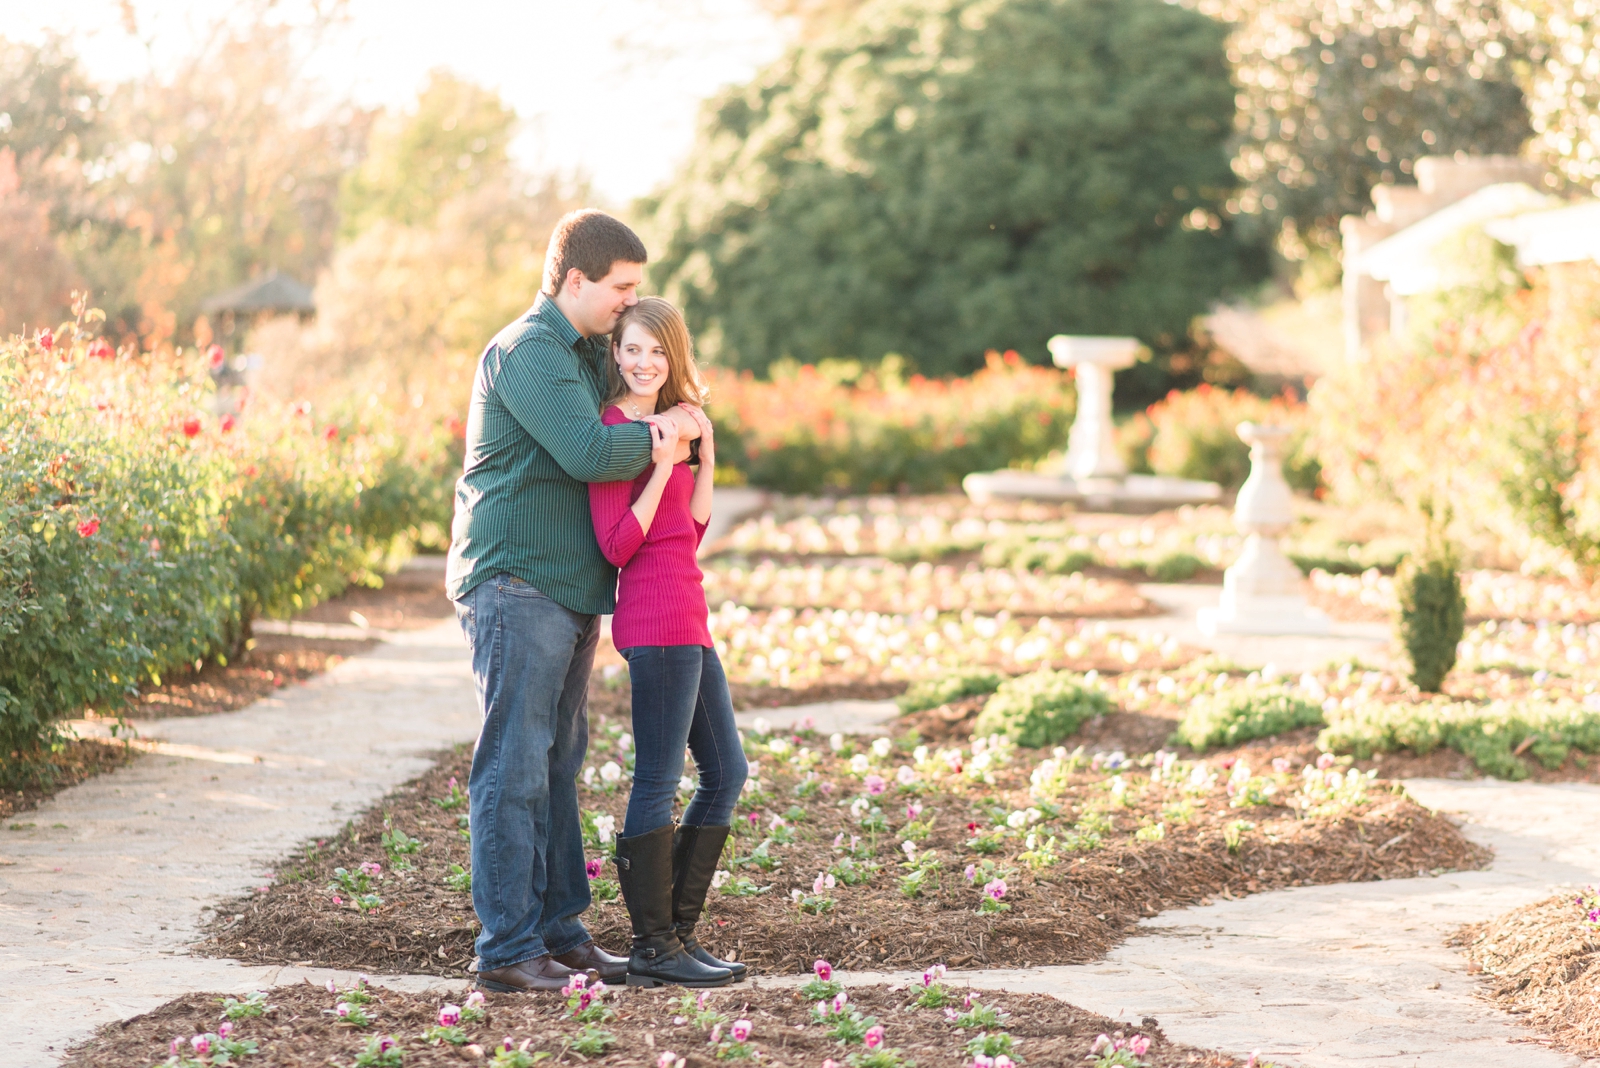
[1175,687,1325,751]
[1319,696,1600,780]
[1144,551,1203,582]
[1044,547,1098,574]
[897,670,1004,714]
[972,670,1113,748]
[1395,509,1465,693]
[0,311,452,783]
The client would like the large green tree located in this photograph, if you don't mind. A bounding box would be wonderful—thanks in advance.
[1205,0,1531,256]
[647,0,1254,376]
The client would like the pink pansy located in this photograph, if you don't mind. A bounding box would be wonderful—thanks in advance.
[819,781,835,795]
[658,1054,680,1068]
[863,1024,884,1049]
[813,959,832,981]
[586,858,603,879]
[832,991,849,1014]
[464,991,485,1010]
[218,1022,234,1039]
[336,1004,351,1018]
[709,1023,723,1044]
[906,803,923,820]
[964,864,977,881]
[326,980,339,994]
[378,1038,397,1053]
[1271,757,1291,774]
[984,878,1008,900]
[191,1036,211,1056]
[331,895,343,905]
[1129,1035,1151,1056]
[502,1037,516,1052]
[864,774,886,795]
[360,861,382,878]
[438,1004,461,1027]
[993,1057,1015,1068]
[1317,752,1336,770]
[170,1038,182,1056]
[731,1019,752,1042]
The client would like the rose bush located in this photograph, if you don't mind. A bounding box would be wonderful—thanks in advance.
[0,300,456,782]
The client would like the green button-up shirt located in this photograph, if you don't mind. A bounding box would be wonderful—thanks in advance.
[446,294,653,613]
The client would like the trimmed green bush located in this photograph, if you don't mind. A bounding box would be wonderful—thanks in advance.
[972,670,1113,748]
[1,313,453,782]
[1144,551,1203,582]
[1396,512,1466,692]
[897,670,1004,714]
[1175,687,1325,751]
[1319,696,1600,780]
[1044,547,1098,575]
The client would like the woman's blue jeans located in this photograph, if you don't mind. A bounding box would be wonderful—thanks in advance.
[455,574,596,971]
[619,645,748,837]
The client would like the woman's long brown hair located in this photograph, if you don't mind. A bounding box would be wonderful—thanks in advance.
[603,296,709,413]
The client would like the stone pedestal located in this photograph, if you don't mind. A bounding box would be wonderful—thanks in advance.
[1197,422,1329,635]
[962,335,1222,511]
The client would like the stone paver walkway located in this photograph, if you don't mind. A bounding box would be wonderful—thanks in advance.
[0,619,480,1067]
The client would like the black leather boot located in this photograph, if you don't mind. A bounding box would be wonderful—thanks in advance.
[672,824,747,981]
[615,824,733,988]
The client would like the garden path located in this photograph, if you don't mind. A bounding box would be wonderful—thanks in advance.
[824,777,1600,1068]
[0,620,480,1068]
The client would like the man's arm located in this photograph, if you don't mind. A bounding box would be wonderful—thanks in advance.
[495,336,653,483]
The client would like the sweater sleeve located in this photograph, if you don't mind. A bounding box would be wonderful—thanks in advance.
[496,335,652,483]
[587,407,648,567]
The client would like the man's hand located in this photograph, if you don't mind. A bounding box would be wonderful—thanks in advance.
[643,410,695,464]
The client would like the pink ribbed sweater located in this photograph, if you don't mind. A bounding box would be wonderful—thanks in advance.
[588,405,711,649]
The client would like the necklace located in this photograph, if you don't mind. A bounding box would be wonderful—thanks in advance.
[625,396,650,420]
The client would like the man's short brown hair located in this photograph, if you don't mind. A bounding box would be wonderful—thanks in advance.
[542,209,648,296]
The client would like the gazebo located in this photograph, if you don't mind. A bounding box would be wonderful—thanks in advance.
[200,270,315,341]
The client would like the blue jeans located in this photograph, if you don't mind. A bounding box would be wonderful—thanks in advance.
[455,574,596,970]
[619,644,748,837]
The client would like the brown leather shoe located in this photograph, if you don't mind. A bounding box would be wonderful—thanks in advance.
[552,940,628,980]
[476,954,582,993]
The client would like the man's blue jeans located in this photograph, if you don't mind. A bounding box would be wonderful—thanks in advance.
[455,574,596,971]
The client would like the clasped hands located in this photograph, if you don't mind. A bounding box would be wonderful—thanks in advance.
[642,403,712,467]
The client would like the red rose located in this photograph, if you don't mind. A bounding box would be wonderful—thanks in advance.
[220,413,237,433]
[77,517,100,538]
[38,329,54,351]
[207,344,226,371]
[88,338,114,360]
[324,425,338,442]
[182,417,202,438]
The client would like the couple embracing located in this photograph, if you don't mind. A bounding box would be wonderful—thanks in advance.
[446,210,748,993]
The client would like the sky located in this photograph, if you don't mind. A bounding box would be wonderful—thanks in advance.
[1,0,790,203]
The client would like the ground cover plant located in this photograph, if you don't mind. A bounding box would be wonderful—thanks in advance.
[63,974,1247,1068]
[207,689,1486,979]
[1453,889,1600,1058]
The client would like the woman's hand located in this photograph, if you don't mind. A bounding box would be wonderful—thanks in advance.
[648,415,680,468]
[682,404,715,468]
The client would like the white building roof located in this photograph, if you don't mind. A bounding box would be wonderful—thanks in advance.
[1484,199,1600,266]
[1357,183,1555,295]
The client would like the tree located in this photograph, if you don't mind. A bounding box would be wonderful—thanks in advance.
[646,0,1254,376]
[1202,0,1531,257]
[69,12,362,346]
[1511,0,1600,194]
[337,69,517,238]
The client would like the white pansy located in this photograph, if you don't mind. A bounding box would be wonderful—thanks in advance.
[871,737,893,759]
[600,761,623,784]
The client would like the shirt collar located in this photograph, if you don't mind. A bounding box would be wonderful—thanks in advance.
[532,291,584,349]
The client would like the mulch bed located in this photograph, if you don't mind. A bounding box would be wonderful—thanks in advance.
[1453,894,1600,1058]
[202,693,1488,981]
[64,977,1244,1068]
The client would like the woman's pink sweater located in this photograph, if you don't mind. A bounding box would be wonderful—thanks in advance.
[588,405,711,649]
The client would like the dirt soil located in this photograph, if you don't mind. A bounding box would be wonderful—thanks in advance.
[63,980,1245,1068]
[1453,894,1600,1058]
[202,691,1488,981]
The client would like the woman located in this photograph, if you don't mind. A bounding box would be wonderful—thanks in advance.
[588,296,748,988]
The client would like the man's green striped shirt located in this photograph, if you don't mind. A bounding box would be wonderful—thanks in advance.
[446,294,652,614]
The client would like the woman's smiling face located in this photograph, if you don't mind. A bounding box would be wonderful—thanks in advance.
[615,322,670,403]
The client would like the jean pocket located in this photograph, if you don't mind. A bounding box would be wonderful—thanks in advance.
[496,574,545,599]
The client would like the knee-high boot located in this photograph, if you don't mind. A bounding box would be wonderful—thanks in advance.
[615,824,733,988]
[671,824,748,980]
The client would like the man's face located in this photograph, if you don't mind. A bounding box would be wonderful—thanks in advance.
[566,261,643,336]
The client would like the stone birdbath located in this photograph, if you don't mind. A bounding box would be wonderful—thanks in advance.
[1197,422,1330,635]
[1048,335,1141,481]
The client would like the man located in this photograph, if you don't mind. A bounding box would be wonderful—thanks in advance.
[447,209,702,992]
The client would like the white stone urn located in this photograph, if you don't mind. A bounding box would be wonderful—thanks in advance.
[1198,422,1329,635]
[1047,335,1142,481]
